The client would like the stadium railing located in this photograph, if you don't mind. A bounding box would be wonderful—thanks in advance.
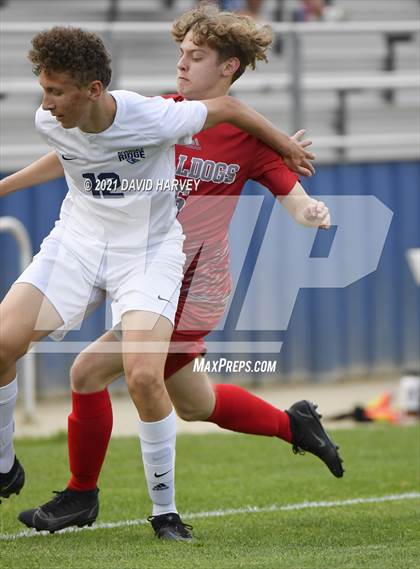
[0,216,36,419]
[406,248,420,286]
[1,20,419,163]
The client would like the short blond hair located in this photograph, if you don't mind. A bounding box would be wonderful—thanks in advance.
[172,4,273,83]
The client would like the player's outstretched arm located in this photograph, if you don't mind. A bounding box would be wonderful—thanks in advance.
[279,183,331,229]
[201,96,315,177]
[0,151,63,198]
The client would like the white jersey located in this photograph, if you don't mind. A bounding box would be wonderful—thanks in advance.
[35,90,208,248]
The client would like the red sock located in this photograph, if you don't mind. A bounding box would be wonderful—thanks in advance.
[67,389,113,491]
[207,384,292,443]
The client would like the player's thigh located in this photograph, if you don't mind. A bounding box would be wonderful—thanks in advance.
[71,330,124,392]
[15,229,106,341]
[121,310,173,379]
[0,282,62,357]
[166,358,216,420]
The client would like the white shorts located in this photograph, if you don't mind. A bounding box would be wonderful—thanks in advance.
[15,226,185,340]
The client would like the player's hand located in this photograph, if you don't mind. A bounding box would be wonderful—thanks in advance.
[303,199,331,229]
[284,129,316,178]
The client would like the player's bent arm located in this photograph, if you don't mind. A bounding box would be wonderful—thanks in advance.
[278,182,331,229]
[0,151,64,198]
[200,96,315,178]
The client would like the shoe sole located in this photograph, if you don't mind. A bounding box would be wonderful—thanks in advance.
[19,512,97,532]
[0,470,25,499]
[31,516,97,534]
[42,518,96,534]
[0,488,22,499]
[156,531,193,542]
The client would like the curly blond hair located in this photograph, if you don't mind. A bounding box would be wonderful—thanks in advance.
[172,3,273,83]
[28,27,112,87]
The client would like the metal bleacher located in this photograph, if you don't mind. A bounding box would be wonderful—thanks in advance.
[0,0,419,170]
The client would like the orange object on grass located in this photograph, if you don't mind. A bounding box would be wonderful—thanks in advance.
[365,392,400,424]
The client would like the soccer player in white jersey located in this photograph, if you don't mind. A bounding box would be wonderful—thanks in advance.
[0,25,316,538]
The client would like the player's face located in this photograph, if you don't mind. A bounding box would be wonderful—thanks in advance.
[39,70,92,129]
[176,31,232,100]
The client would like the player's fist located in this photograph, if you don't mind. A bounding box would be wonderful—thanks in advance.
[303,200,331,229]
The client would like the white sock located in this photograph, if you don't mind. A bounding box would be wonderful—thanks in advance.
[138,409,177,516]
[0,377,18,473]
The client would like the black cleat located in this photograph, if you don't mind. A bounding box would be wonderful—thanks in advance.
[287,400,344,478]
[18,508,37,527]
[0,456,25,500]
[18,488,99,533]
[148,512,193,542]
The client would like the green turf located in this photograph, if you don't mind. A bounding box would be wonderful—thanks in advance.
[1,425,419,569]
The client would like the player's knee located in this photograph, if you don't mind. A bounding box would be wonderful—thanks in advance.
[70,357,90,392]
[176,408,200,422]
[0,336,25,373]
[175,403,209,422]
[126,367,164,399]
[70,354,107,393]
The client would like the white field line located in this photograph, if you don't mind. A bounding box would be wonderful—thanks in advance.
[1,492,419,542]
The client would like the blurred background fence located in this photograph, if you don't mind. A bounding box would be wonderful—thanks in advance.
[0,1,419,404]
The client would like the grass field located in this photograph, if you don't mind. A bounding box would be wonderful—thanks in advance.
[1,425,419,569]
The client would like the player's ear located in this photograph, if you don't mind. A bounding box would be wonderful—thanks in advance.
[87,80,103,100]
[222,57,240,79]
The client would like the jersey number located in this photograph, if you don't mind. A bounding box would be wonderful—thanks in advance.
[82,173,124,199]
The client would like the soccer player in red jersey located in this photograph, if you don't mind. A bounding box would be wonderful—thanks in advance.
[4,5,343,539]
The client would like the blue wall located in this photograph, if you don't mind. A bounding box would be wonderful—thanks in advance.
[218,160,420,383]
[1,161,419,391]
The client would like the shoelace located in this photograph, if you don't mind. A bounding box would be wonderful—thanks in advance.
[42,490,79,515]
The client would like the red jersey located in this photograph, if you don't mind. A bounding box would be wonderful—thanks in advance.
[167,94,298,331]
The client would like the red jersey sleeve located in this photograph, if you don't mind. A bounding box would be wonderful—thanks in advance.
[249,140,298,197]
